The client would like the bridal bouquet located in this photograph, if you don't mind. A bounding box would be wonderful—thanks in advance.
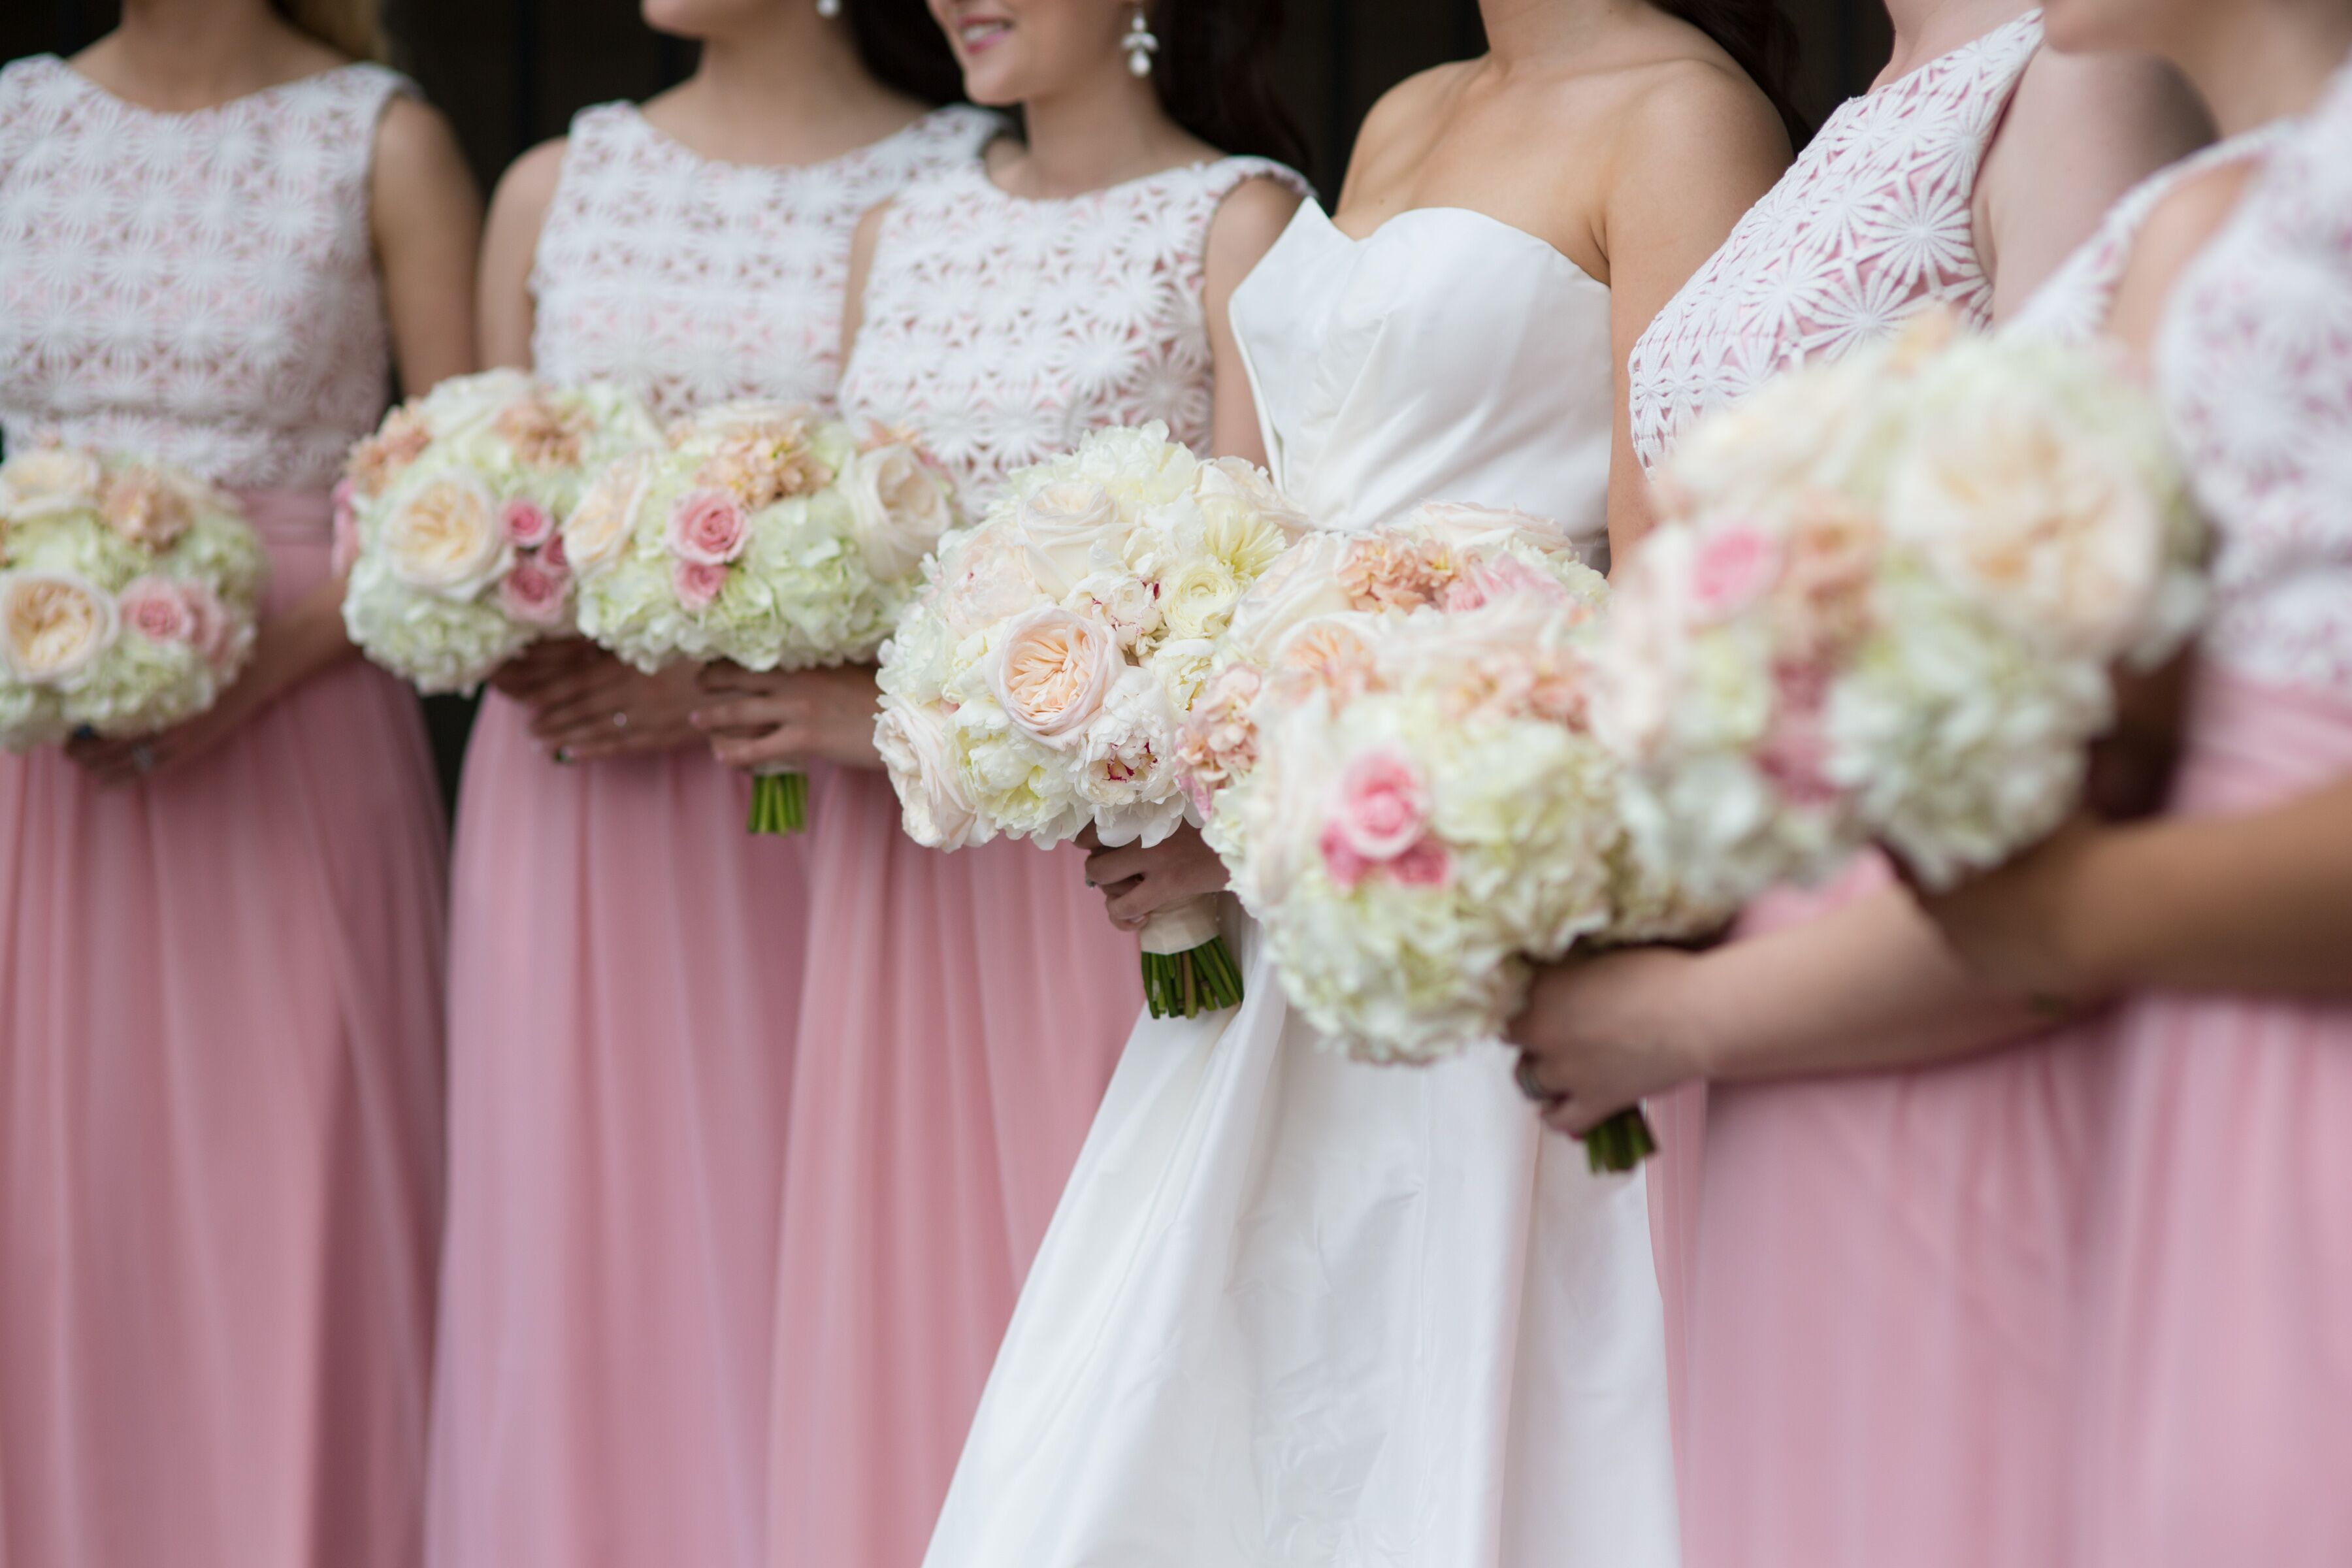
[875,422,1304,1018]
[568,400,956,834]
[1196,508,1717,1173]
[340,370,659,694]
[0,445,267,749]
[1592,314,2207,903]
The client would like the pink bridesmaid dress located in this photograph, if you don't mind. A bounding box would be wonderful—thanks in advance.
[2065,67,2352,1566]
[425,102,996,1568]
[0,57,448,1568]
[1625,14,2096,1567]
[765,154,1307,1568]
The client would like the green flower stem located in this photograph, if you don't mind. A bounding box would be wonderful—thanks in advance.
[747,770,809,836]
[1584,1107,1660,1175]
[1141,936,1245,1020]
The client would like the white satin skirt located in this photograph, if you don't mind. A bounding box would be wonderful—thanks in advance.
[922,903,1680,1567]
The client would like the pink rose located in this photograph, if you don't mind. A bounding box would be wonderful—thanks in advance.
[499,555,570,627]
[178,581,237,669]
[331,477,361,576]
[119,578,199,645]
[1388,836,1451,888]
[666,488,751,566]
[1757,661,1841,806]
[502,497,556,549]
[1326,745,1431,863]
[987,606,1123,748]
[673,558,729,612]
[1690,521,1782,623]
[1319,820,1375,890]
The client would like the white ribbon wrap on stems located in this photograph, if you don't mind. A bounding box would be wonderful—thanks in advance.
[1139,895,1222,955]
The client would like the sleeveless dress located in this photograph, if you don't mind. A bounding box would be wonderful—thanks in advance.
[425,102,997,1568]
[923,201,1678,1568]
[768,154,1307,1568]
[2064,67,2352,1567]
[0,57,448,1568]
[1625,17,2086,1568]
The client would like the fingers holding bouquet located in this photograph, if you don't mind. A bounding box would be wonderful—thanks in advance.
[694,663,885,773]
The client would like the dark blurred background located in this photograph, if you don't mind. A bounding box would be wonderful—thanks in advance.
[4,0,1893,802]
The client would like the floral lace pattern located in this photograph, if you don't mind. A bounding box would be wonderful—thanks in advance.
[2158,63,2352,694]
[531,102,999,423]
[1628,11,2042,470]
[838,156,1310,515]
[0,56,408,493]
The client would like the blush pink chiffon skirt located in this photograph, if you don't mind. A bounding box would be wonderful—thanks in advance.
[0,490,448,1568]
[1678,855,2104,1568]
[425,693,813,1568]
[2068,669,2352,1568]
[763,768,1143,1568]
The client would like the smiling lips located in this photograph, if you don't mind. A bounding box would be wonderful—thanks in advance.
[956,12,1013,53]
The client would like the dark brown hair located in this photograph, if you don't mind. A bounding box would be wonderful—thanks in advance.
[1141,1,1313,170]
[1658,0,1811,148]
[847,0,969,106]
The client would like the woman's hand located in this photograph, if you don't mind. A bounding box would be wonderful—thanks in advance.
[1078,824,1230,933]
[68,626,312,785]
[525,649,707,763]
[1505,946,1716,1137]
[692,664,885,772]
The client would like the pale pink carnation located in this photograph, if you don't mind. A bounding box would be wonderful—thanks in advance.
[1440,553,1571,613]
[494,396,590,470]
[349,408,431,497]
[499,555,570,627]
[666,489,751,566]
[673,558,729,612]
[502,497,556,548]
[1339,537,1451,613]
[100,470,194,550]
[1176,663,1263,809]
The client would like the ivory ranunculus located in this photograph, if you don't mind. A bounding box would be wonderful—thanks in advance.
[847,444,952,580]
[383,474,509,599]
[2,448,103,515]
[0,570,118,683]
[988,605,1122,747]
[1160,555,1244,641]
[563,454,651,580]
[875,698,983,849]
[1019,481,1125,596]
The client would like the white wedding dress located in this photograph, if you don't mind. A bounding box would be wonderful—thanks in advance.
[921,203,1679,1568]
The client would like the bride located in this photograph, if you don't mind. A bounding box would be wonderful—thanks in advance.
[923,3,1803,1563]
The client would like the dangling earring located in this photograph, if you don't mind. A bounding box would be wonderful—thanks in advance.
[1122,5,1159,78]
[817,0,841,16]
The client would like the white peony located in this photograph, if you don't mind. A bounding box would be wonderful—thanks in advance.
[0,570,117,683]
[381,474,510,599]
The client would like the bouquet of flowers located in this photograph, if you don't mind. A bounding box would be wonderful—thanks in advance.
[875,422,1305,1018]
[568,400,957,834]
[0,445,267,749]
[1196,507,1712,1172]
[340,370,659,694]
[1590,314,2208,904]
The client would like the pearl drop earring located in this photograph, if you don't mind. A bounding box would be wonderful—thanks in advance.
[817,0,841,16]
[1122,5,1159,78]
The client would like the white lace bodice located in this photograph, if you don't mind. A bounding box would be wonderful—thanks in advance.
[837,155,1309,515]
[1628,10,2042,468]
[2157,63,2352,694]
[1231,203,1614,556]
[0,56,409,492]
[531,101,998,422]
[2009,128,2289,346]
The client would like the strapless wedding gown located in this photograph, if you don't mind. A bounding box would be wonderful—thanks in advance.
[921,202,1678,1568]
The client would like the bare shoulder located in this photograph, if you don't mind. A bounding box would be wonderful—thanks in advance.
[375,93,473,187]
[1206,172,1304,284]
[1608,53,1789,171]
[1345,61,1474,182]
[2001,48,2211,165]
[483,135,569,225]
[2109,155,2263,351]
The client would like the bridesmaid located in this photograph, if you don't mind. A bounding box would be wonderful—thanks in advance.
[426,4,992,1565]
[1923,3,2352,1561]
[687,3,1304,1563]
[0,2,477,1565]
[1504,6,2209,1567]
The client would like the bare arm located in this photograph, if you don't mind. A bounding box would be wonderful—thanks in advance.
[1976,50,2212,321]
[1599,64,1791,561]
[838,199,892,376]
[1203,175,1303,465]
[476,137,566,372]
